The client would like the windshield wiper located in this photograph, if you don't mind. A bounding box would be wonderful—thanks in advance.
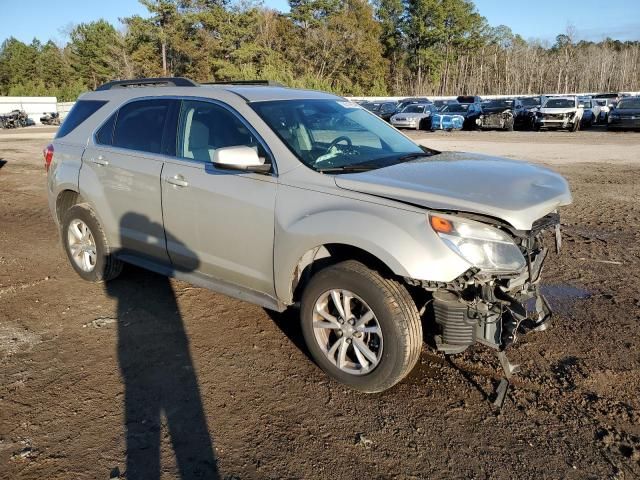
[394,152,432,162]
[317,165,375,174]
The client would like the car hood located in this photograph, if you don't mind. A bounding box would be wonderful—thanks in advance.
[334,152,572,230]
[393,112,429,119]
[440,111,471,117]
[539,107,578,114]
[613,108,640,115]
[482,107,512,114]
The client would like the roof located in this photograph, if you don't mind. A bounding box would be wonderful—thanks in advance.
[209,85,341,102]
[83,78,342,104]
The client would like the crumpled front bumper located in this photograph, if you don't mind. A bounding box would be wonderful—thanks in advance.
[477,113,512,129]
[408,213,561,354]
[536,113,578,129]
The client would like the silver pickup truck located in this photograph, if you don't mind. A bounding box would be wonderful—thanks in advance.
[46,78,572,394]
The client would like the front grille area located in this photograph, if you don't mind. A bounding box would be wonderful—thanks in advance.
[481,114,504,127]
[543,113,567,120]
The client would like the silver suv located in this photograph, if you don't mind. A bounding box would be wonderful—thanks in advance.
[46,78,572,394]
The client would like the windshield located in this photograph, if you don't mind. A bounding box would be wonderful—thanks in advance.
[380,103,397,113]
[402,105,426,113]
[617,98,640,109]
[544,98,575,108]
[441,103,469,113]
[484,99,514,109]
[519,97,540,107]
[251,99,427,172]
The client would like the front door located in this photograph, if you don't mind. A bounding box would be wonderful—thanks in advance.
[161,99,277,296]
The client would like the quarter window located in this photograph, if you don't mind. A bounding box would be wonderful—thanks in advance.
[55,100,107,138]
[177,100,267,163]
[112,99,174,154]
[95,112,116,146]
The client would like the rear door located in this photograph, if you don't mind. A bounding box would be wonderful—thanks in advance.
[161,99,277,295]
[80,98,179,264]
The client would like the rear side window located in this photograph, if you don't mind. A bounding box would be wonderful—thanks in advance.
[112,99,174,154]
[55,100,107,138]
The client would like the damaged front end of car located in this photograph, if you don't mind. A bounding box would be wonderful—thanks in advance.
[477,110,514,130]
[406,211,563,406]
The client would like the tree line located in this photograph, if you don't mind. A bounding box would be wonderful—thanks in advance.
[1,0,639,101]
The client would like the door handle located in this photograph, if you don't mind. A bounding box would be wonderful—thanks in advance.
[91,155,109,166]
[166,174,189,187]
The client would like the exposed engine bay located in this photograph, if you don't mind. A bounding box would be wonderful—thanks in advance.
[477,110,515,131]
[406,212,562,406]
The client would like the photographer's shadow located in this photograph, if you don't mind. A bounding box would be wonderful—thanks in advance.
[105,213,219,479]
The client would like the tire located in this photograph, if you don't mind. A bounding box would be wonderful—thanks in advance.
[61,203,123,282]
[300,260,422,393]
[506,119,514,131]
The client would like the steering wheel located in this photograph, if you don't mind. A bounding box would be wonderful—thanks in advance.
[325,135,353,154]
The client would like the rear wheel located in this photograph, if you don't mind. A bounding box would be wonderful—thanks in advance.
[61,204,122,282]
[300,260,422,393]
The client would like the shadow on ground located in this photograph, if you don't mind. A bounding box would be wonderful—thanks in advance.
[105,213,219,479]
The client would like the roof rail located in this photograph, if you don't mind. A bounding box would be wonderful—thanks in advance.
[95,77,199,91]
[202,80,285,87]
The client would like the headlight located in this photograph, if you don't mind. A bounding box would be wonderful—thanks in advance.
[429,215,526,272]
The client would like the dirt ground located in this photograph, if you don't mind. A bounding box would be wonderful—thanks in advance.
[1,125,639,479]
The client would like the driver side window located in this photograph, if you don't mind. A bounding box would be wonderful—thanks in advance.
[177,100,267,163]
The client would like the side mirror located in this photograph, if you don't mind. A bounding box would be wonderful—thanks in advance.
[212,145,271,173]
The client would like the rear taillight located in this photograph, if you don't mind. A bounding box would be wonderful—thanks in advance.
[43,144,54,172]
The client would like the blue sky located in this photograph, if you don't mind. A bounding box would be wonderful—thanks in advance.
[2,0,639,45]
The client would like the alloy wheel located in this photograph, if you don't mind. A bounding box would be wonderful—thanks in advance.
[67,219,97,272]
[312,289,383,375]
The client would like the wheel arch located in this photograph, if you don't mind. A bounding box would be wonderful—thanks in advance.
[288,243,401,305]
[56,189,85,223]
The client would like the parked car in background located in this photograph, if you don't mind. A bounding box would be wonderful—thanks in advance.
[437,102,482,129]
[433,99,457,110]
[578,98,596,128]
[592,93,620,110]
[587,98,602,124]
[397,97,432,112]
[514,96,542,129]
[377,102,400,122]
[456,95,482,105]
[46,77,572,394]
[361,101,398,122]
[390,103,438,130]
[430,112,464,131]
[608,96,640,130]
[534,96,583,131]
[361,101,382,113]
[593,99,611,122]
[477,98,517,131]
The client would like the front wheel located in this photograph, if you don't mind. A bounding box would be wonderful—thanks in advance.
[300,260,422,393]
